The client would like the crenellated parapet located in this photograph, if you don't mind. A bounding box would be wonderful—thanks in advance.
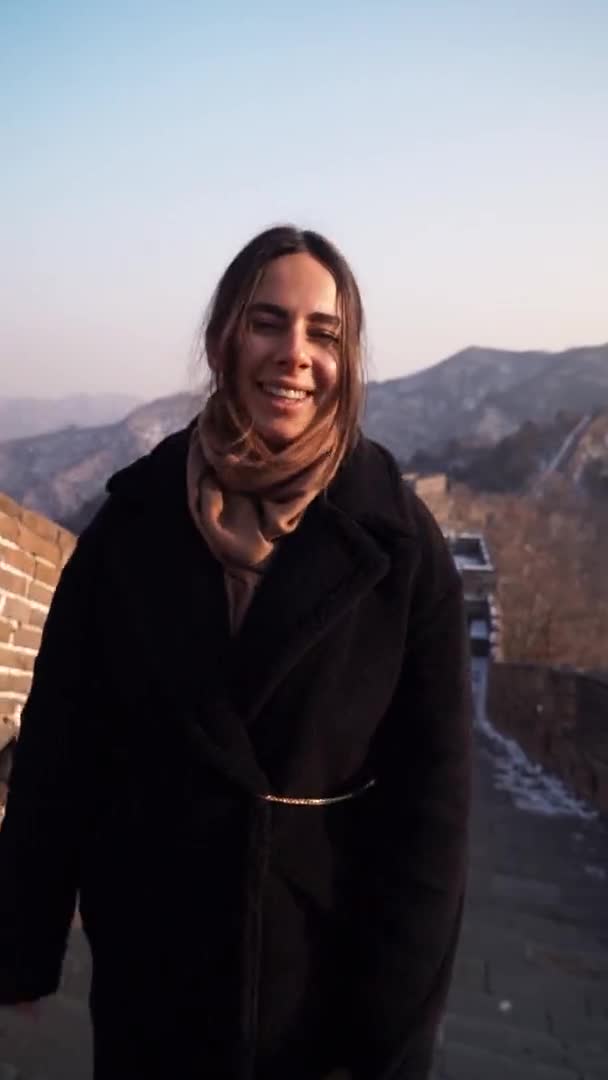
[0,493,76,812]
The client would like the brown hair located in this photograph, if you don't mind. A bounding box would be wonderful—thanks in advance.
[198,225,366,468]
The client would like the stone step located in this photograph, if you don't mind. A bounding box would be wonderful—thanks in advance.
[481,970,602,1028]
[463,904,608,949]
[444,987,552,1035]
[458,933,606,979]
[442,1012,570,1068]
[468,887,608,932]
[438,1039,581,1080]
[461,916,601,971]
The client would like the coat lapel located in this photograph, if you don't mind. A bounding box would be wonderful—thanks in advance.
[147,507,273,796]
[231,494,392,727]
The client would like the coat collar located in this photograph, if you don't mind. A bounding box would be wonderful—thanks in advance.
[106,424,416,532]
[107,428,418,796]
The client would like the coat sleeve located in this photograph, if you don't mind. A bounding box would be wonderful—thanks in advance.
[0,511,107,1003]
[351,497,473,1080]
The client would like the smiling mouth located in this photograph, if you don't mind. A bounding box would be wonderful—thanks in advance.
[259,383,314,402]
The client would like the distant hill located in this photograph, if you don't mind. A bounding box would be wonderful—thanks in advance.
[405,409,608,501]
[0,394,196,525]
[365,343,608,461]
[0,393,141,440]
[0,342,606,527]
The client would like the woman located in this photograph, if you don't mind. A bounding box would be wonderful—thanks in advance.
[0,226,472,1079]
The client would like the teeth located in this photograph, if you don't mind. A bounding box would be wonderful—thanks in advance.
[263,384,308,401]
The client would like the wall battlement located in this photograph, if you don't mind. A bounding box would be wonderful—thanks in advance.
[488,662,608,813]
[0,493,75,805]
[404,475,503,659]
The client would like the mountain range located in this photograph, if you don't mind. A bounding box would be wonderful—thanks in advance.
[0,343,606,528]
[0,394,196,526]
[365,343,608,461]
[0,393,141,440]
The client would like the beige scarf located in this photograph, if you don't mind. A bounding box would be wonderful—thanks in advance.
[186,391,341,632]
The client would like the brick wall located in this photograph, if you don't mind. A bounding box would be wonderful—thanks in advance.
[404,473,449,500]
[413,477,608,670]
[410,482,503,659]
[487,662,608,813]
[0,493,75,811]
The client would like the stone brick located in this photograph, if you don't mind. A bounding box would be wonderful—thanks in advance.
[445,986,551,1034]
[0,567,28,597]
[28,580,53,606]
[0,619,12,644]
[12,625,41,650]
[525,941,608,979]
[0,713,18,753]
[442,1013,568,1067]
[16,523,59,565]
[58,528,76,558]
[0,513,19,544]
[0,494,21,519]
[1,596,33,624]
[34,559,61,588]
[0,543,36,578]
[490,873,561,908]
[27,606,48,630]
[441,1040,579,1080]
[0,696,22,715]
[0,645,35,672]
[488,661,608,816]
[21,508,59,544]
[0,671,31,695]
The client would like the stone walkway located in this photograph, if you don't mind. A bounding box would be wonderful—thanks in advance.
[436,660,608,1079]
[1,672,607,1078]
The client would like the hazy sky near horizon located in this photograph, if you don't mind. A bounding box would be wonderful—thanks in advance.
[2,0,607,398]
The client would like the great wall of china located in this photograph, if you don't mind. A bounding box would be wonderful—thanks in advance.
[1,482,608,1078]
[1,478,607,815]
[408,473,608,814]
[0,494,75,812]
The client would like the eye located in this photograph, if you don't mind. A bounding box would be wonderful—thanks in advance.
[310,329,340,346]
[251,318,281,332]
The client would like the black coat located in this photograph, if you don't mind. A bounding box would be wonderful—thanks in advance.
[0,430,472,1080]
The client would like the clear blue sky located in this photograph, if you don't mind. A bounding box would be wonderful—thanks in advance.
[2,0,607,397]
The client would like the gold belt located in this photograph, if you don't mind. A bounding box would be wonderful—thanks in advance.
[257,777,376,807]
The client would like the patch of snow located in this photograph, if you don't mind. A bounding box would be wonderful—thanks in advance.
[455,555,487,570]
[471,657,597,821]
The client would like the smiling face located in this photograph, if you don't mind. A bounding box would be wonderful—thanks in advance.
[235,253,340,448]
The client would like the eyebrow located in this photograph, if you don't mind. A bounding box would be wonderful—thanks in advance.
[247,302,341,329]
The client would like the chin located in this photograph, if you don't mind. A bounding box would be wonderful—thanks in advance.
[259,422,302,449]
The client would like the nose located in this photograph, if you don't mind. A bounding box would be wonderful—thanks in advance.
[277,322,312,371]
